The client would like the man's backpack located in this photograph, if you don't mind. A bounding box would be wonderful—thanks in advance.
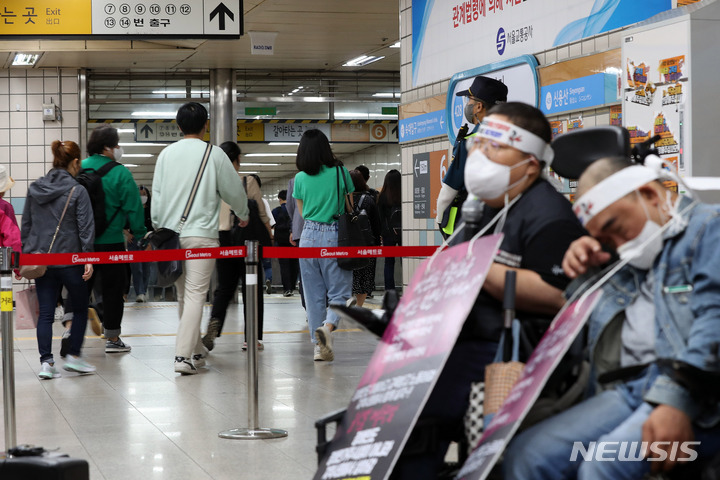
[76,161,121,237]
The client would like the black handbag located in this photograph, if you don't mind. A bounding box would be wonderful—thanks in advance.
[148,142,212,287]
[335,167,374,271]
[230,176,272,247]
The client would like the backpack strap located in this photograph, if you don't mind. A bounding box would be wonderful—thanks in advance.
[96,160,121,177]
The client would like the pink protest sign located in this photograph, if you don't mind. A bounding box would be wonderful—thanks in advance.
[457,290,602,480]
[313,234,503,480]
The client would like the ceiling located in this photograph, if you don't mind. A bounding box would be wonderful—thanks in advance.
[0,0,402,187]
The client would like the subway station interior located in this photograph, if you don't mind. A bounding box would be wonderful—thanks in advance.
[1,0,719,479]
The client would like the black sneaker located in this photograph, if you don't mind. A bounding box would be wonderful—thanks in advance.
[283,290,293,297]
[60,330,71,358]
[265,279,272,295]
[174,356,197,375]
[202,318,221,351]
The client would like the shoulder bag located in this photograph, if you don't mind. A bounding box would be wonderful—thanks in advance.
[231,176,272,247]
[148,142,212,287]
[20,186,76,280]
[335,167,374,271]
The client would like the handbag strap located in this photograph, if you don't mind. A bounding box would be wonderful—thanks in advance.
[48,186,76,254]
[492,319,521,363]
[178,142,212,233]
[335,166,354,215]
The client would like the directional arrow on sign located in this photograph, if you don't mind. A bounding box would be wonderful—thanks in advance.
[140,124,154,139]
[414,158,420,177]
[210,3,234,31]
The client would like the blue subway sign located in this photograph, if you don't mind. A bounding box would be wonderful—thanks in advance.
[399,110,447,143]
[540,73,619,115]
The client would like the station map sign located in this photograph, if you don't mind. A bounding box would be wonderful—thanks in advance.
[0,0,242,38]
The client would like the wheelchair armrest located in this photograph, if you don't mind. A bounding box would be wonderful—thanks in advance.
[315,408,346,464]
[656,358,720,404]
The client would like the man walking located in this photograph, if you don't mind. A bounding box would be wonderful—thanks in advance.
[152,103,249,375]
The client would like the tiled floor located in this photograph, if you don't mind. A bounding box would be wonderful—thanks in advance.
[0,294,381,479]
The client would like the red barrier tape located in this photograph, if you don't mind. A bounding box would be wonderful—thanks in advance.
[20,246,439,266]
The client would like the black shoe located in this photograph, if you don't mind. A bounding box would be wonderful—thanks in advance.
[265,279,272,295]
[283,290,293,297]
[60,330,70,358]
[202,318,221,351]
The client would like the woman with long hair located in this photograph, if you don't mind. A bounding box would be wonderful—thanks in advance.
[378,169,401,291]
[22,140,96,378]
[293,129,354,361]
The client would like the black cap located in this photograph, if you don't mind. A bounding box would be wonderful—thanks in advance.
[455,76,508,105]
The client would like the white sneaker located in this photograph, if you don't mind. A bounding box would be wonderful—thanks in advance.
[54,306,64,322]
[174,356,197,375]
[63,355,96,374]
[136,294,146,303]
[192,354,207,369]
[315,324,334,362]
[38,362,61,380]
[313,345,323,361]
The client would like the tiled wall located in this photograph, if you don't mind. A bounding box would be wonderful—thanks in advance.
[399,0,629,284]
[0,68,81,221]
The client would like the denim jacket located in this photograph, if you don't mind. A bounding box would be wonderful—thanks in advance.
[577,196,720,428]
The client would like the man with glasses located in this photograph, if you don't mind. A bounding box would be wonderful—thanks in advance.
[393,102,586,478]
[437,76,508,237]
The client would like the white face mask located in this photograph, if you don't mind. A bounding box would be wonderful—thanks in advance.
[615,195,664,270]
[112,146,124,162]
[464,148,531,200]
[140,195,148,205]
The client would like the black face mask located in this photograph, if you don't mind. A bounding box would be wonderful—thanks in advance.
[464,102,476,124]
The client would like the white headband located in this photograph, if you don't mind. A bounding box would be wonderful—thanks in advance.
[573,165,660,226]
[476,118,555,164]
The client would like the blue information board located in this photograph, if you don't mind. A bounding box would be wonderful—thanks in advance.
[399,110,447,143]
[540,73,619,115]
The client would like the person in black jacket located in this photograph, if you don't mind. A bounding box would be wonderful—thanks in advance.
[378,169,402,291]
[272,189,298,297]
[22,140,96,379]
[349,169,381,307]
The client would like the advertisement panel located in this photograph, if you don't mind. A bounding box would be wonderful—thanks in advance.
[412,0,672,87]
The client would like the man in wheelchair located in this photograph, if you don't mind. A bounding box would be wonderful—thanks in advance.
[503,155,720,479]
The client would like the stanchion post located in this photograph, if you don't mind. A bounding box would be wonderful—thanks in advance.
[1,247,17,451]
[219,240,288,440]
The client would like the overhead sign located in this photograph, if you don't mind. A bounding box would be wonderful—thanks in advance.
[0,0,241,37]
[264,123,331,142]
[0,1,91,35]
[399,110,446,143]
[411,0,672,87]
[540,73,620,115]
[446,55,539,143]
[135,122,184,141]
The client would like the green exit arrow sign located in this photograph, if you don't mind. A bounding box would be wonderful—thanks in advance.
[245,107,277,116]
[382,107,398,115]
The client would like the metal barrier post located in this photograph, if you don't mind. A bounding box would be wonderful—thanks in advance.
[219,240,288,440]
[1,247,17,451]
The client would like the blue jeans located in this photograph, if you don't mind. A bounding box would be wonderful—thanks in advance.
[262,258,272,283]
[504,371,720,480]
[299,220,352,343]
[35,266,89,364]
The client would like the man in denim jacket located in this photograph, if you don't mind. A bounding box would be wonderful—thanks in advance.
[504,157,720,479]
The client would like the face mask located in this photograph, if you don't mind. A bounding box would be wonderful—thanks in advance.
[464,149,531,200]
[464,102,476,124]
[615,195,664,270]
[113,146,124,162]
[140,195,148,205]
